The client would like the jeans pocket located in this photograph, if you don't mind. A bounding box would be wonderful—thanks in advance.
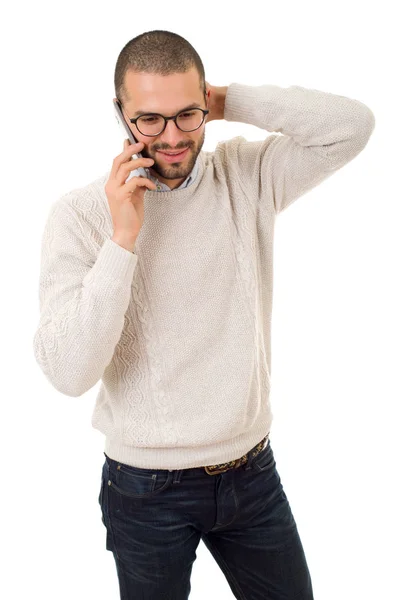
[252,440,276,472]
[108,462,174,500]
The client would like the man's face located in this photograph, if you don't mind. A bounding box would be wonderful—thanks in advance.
[117,67,209,190]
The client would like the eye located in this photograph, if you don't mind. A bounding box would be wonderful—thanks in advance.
[180,111,196,118]
[141,115,159,123]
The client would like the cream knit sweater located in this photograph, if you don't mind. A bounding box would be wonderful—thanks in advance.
[33,82,375,469]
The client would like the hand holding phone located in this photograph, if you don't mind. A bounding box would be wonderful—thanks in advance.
[105,138,157,251]
[105,99,157,251]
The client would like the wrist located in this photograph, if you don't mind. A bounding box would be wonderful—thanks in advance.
[111,233,137,253]
[217,86,228,119]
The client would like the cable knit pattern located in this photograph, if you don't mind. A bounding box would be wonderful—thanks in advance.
[33,83,375,469]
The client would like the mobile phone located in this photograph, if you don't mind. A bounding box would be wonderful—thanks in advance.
[113,98,149,182]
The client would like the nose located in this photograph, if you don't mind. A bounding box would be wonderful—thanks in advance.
[158,118,187,149]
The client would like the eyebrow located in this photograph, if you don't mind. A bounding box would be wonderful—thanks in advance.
[132,103,202,118]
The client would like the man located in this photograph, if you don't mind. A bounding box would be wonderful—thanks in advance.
[33,29,375,599]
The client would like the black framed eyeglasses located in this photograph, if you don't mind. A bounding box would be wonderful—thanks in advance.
[118,100,209,137]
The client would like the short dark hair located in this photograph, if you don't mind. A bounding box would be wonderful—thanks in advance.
[114,30,206,105]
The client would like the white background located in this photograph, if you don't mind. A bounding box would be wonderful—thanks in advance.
[1,0,399,598]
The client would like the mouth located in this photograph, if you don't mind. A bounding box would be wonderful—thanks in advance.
[157,147,190,163]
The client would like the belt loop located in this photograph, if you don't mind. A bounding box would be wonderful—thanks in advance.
[172,469,183,484]
[245,435,268,470]
[245,449,255,470]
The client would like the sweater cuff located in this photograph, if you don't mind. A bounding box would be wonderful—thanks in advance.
[88,237,138,286]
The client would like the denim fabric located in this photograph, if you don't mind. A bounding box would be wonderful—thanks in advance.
[98,439,314,599]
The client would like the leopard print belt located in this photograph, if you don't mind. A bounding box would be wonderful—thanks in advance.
[203,434,270,475]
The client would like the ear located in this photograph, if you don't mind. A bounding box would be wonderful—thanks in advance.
[205,86,211,109]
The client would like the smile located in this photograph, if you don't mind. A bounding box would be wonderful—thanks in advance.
[157,148,189,163]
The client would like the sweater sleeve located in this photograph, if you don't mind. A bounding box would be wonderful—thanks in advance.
[32,198,137,397]
[223,83,376,214]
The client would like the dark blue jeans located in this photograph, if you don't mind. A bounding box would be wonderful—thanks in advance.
[98,438,314,599]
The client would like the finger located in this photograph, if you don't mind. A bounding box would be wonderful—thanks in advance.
[111,141,145,179]
[126,177,157,194]
[116,157,154,186]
